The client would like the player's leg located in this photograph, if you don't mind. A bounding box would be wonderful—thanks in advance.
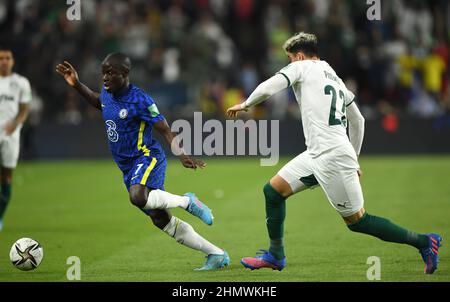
[129,157,213,225]
[130,184,229,270]
[263,175,292,261]
[345,208,430,251]
[316,146,441,274]
[129,182,189,209]
[0,167,13,230]
[344,207,441,274]
[242,152,316,271]
[129,184,223,254]
[344,184,441,274]
[0,135,19,230]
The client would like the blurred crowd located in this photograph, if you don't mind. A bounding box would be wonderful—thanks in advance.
[1,0,450,124]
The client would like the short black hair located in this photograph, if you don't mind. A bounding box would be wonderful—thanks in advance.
[103,52,131,72]
[283,32,319,57]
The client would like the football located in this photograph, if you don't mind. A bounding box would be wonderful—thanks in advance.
[9,238,44,271]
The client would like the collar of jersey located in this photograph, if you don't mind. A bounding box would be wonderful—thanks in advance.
[110,84,135,102]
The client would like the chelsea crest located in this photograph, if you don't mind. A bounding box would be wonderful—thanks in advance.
[119,109,128,119]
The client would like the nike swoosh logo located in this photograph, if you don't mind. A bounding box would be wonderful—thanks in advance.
[131,175,139,180]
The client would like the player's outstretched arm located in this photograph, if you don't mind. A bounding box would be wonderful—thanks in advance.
[55,61,101,110]
[226,73,288,118]
[153,119,206,170]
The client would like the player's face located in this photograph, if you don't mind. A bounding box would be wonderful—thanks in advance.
[101,63,127,93]
[0,51,14,76]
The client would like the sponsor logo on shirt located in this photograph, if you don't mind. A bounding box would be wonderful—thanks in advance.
[0,94,14,102]
[105,120,119,143]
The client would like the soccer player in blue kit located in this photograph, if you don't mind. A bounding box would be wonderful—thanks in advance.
[56,53,229,271]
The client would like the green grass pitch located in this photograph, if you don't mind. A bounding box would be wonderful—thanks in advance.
[0,156,449,282]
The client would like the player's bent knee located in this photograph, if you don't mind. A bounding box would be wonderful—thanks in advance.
[268,176,292,198]
[263,182,285,202]
[263,183,274,198]
[344,208,366,226]
[129,187,148,208]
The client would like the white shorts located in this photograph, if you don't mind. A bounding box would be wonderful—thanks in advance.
[0,132,21,169]
[278,143,364,217]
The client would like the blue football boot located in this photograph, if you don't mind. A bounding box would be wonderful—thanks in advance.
[184,193,214,225]
[241,249,286,271]
[419,233,442,274]
[195,251,230,271]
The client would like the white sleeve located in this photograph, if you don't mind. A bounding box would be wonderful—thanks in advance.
[19,77,32,104]
[344,88,355,107]
[276,61,305,87]
[242,73,289,109]
[346,102,365,156]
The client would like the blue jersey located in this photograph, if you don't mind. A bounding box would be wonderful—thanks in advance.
[99,84,166,172]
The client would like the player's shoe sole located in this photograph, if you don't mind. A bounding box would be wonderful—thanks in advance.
[184,193,214,225]
[241,250,286,271]
[419,233,442,274]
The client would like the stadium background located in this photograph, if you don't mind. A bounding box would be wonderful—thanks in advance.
[0,0,449,281]
[0,0,449,158]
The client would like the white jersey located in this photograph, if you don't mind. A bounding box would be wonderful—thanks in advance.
[0,73,32,137]
[277,60,355,157]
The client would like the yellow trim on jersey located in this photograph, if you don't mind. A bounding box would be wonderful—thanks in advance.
[138,121,151,156]
[140,157,158,185]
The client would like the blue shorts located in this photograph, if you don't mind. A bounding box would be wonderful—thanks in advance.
[122,155,167,192]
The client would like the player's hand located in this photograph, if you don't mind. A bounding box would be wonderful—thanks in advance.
[55,61,80,87]
[4,121,18,136]
[179,155,206,170]
[357,169,363,178]
[226,103,247,118]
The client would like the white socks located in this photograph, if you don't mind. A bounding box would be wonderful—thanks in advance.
[143,189,190,210]
[163,216,223,255]
[144,190,222,255]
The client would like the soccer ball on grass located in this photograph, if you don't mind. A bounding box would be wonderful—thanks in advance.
[9,237,44,271]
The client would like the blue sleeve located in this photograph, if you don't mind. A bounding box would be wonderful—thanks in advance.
[138,93,165,125]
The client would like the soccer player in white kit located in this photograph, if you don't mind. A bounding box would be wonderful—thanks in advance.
[0,47,31,231]
[227,33,442,274]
